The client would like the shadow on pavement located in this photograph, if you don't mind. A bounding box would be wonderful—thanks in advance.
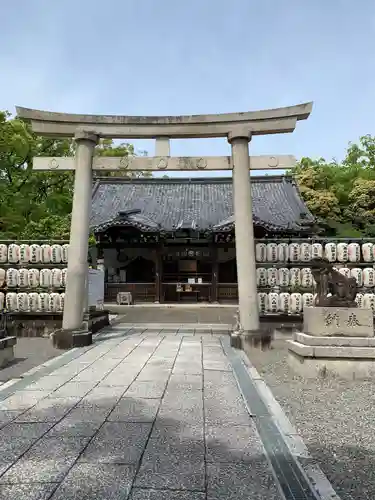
[0,385,278,499]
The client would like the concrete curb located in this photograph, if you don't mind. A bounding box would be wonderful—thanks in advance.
[238,350,341,500]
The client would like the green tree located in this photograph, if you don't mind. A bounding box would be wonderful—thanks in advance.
[292,135,375,237]
[0,111,148,240]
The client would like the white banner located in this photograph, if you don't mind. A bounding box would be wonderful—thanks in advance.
[88,269,105,310]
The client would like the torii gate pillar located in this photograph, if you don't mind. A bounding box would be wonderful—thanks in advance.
[62,131,98,332]
[229,130,259,332]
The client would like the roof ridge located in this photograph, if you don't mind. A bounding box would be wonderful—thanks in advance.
[94,175,293,185]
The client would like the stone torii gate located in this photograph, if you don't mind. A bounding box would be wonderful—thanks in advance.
[16,103,312,345]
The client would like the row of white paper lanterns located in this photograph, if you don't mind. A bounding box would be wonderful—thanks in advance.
[0,244,69,264]
[259,292,375,314]
[0,292,65,312]
[257,267,375,288]
[0,268,68,288]
[255,242,375,263]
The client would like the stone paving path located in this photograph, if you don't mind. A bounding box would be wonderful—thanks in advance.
[0,327,314,499]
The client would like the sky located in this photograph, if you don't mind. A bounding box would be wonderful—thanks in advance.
[1,0,375,178]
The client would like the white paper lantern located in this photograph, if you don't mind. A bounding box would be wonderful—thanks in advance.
[0,269,5,288]
[289,243,300,262]
[363,293,375,311]
[355,293,364,308]
[51,244,62,264]
[277,243,289,262]
[62,244,69,263]
[28,292,39,312]
[60,293,65,311]
[266,243,278,263]
[49,292,61,312]
[28,269,40,288]
[362,243,373,263]
[7,244,19,263]
[256,243,267,262]
[40,269,52,288]
[61,268,68,287]
[51,269,62,288]
[336,243,348,263]
[324,243,337,262]
[29,244,41,264]
[302,293,314,309]
[38,293,50,311]
[267,268,279,287]
[0,244,7,263]
[19,244,30,264]
[363,268,375,288]
[6,292,17,311]
[290,268,301,287]
[17,292,29,312]
[348,242,361,263]
[300,268,313,288]
[300,243,312,262]
[311,243,323,259]
[257,292,268,313]
[41,244,51,264]
[18,268,29,288]
[290,293,303,314]
[6,268,18,288]
[278,268,289,287]
[256,268,267,287]
[267,292,279,313]
[278,292,290,313]
[0,292,4,310]
[350,268,363,287]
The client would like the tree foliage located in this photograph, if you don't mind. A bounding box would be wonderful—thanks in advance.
[0,111,150,240]
[2,108,375,240]
[292,135,375,237]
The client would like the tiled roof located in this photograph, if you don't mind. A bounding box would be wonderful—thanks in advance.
[91,176,314,233]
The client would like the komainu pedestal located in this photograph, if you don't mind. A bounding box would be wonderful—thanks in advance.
[288,307,375,380]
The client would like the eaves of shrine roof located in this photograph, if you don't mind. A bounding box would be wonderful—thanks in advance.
[90,175,314,233]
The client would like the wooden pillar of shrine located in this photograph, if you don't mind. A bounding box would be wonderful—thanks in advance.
[211,245,218,303]
[154,246,162,303]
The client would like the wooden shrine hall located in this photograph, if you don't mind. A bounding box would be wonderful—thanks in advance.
[90,175,315,304]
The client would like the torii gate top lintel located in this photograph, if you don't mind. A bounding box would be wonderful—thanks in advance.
[16,102,313,139]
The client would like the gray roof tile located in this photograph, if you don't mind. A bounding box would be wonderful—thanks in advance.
[91,176,314,233]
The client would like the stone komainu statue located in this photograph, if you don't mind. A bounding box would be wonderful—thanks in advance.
[310,258,357,308]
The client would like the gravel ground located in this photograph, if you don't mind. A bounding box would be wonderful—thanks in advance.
[247,338,375,500]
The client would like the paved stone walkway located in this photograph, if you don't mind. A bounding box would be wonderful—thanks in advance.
[0,327,324,499]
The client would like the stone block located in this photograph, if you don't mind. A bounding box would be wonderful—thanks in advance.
[288,349,375,380]
[79,422,152,464]
[0,347,15,368]
[304,306,374,337]
[0,336,17,368]
[288,339,375,359]
[207,461,281,500]
[0,436,90,483]
[51,329,92,349]
[313,345,375,358]
[51,463,136,500]
[294,331,375,347]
